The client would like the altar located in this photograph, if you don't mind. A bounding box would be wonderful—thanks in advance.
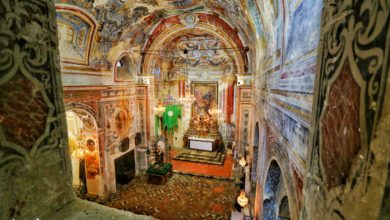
[189,137,215,151]
[183,114,223,152]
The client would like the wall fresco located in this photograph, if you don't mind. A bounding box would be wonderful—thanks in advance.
[56,0,252,71]
[246,0,264,39]
[103,99,134,148]
[267,105,308,160]
[57,11,93,65]
[247,0,322,167]
[285,0,322,62]
[267,58,316,94]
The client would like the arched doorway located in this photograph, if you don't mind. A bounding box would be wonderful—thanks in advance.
[66,109,103,196]
[262,160,290,220]
[278,196,291,220]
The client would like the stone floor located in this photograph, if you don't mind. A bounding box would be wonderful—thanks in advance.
[105,174,240,220]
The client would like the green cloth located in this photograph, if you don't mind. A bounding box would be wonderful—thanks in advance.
[162,105,182,132]
[146,163,172,175]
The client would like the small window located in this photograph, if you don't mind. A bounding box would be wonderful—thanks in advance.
[116,56,133,81]
[117,60,124,68]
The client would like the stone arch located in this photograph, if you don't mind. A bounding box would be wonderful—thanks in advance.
[65,105,103,196]
[262,160,283,219]
[65,102,101,128]
[258,133,299,220]
[278,196,291,220]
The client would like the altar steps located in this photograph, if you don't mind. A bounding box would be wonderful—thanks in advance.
[172,149,226,165]
[171,151,233,179]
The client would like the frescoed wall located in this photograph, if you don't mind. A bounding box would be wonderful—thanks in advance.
[246,0,323,217]
[285,0,322,62]
[247,0,322,159]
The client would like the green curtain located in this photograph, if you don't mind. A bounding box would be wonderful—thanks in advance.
[162,105,182,133]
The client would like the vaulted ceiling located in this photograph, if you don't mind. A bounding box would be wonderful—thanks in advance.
[55,0,260,73]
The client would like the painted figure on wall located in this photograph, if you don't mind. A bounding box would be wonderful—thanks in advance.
[84,138,100,179]
[113,108,131,139]
[192,82,218,117]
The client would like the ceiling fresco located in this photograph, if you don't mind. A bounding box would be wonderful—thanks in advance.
[152,32,236,80]
[55,0,255,71]
[141,13,249,80]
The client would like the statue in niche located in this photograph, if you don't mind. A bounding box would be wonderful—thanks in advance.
[149,137,170,165]
[84,138,100,179]
[156,146,164,164]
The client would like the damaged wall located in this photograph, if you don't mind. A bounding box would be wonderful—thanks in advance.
[0,0,74,218]
[302,0,390,219]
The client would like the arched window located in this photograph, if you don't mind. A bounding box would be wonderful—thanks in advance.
[262,160,291,220]
[116,55,134,81]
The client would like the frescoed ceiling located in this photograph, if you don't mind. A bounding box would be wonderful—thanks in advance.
[55,0,259,72]
[148,31,236,80]
[141,13,249,80]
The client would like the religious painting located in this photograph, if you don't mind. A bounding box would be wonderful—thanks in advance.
[191,82,218,117]
[104,99,133,147]
[114,108,131,139]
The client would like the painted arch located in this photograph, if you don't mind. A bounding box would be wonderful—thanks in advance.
[56,4,98,66]
[141,13,249,78]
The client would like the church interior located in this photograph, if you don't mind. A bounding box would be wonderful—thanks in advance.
[0,0,389,219]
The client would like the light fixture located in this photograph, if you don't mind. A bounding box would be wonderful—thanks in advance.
[239,156,247,167]
[179,94,196,103]
[237,190,249,207]
[154,101,166,117]
[70,133,86,159]
[179,85,196,104]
